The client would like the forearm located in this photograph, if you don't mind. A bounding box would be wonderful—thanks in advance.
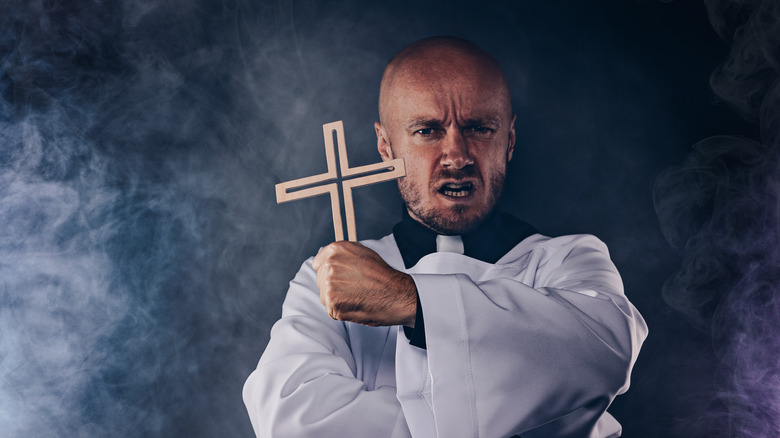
[244,352,406,437]
[419,275,640,435]
[397,235,647,437]
[244,259,411,438]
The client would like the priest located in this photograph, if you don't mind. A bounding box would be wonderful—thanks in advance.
[244,36,648,438]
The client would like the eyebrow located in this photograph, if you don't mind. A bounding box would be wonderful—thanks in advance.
[463,116,502,128]
[403,117,442,131]
[403,116,502,131]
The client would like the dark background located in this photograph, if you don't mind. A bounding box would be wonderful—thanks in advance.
[1,0,776,437]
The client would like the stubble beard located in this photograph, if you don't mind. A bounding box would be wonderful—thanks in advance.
[399,167,506,235]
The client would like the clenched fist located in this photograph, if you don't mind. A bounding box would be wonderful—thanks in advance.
[312,241,417,327]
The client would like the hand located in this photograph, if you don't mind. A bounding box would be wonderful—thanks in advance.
[312,241,417,327]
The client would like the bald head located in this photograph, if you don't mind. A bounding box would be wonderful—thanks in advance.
[374,37,516,234]
[378,37,512,125]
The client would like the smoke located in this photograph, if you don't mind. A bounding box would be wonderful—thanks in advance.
[1,0,739,436]
[0,0,426,436]
[0,1,324,436]
[654,0,780,436]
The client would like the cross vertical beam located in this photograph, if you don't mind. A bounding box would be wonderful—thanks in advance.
[275,121,406,242]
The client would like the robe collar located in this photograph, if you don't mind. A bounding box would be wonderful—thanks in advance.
[392,208,537,269]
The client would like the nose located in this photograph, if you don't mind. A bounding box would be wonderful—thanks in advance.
[440,131,474,169]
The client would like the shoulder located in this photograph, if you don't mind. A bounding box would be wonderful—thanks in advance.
[500,233,612,265]
[501,233,621,290]
[535,233,610,253]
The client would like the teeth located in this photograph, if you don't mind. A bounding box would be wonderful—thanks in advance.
[443,189,469,197]
[441,182,473,197]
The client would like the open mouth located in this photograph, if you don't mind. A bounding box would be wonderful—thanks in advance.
[439,181,474,198]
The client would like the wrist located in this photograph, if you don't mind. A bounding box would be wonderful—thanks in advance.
[396,272,417,327]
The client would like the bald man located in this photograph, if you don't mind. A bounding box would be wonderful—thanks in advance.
[244,37,647,438]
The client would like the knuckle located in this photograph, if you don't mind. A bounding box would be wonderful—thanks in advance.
[322,287,338,306]
[317,264,336,284]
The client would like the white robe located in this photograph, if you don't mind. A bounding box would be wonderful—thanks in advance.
[243,232,648,437]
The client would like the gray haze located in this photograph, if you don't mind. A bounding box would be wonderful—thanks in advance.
[0,0,768,436]
[654,0,780,436]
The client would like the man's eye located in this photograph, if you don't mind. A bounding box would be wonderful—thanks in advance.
[465,126,493,136]
[415,128,436,136]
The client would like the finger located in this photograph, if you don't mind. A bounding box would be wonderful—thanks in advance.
[314,242,345,271]
[312,251,322,271]
[312,245,330,271]
[317,267,328,306]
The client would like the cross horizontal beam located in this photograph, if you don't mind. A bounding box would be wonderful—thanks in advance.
[276,120,406,241]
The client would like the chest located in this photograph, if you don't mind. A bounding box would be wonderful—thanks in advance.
[343,248,539,387]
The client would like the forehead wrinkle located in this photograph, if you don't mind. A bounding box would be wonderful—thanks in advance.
[398,88,505,128]
[399,77,502,113]
[378,39,512,125]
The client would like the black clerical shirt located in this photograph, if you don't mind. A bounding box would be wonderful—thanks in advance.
[392,210,537,349]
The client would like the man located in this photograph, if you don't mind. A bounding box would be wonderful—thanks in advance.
[244,37,648,437]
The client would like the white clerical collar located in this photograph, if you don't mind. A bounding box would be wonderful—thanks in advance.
[435,234,464,254]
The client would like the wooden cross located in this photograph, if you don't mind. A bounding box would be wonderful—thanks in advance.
[275,121,406,242]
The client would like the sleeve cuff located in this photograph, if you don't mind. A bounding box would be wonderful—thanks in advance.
[402,291,427,349]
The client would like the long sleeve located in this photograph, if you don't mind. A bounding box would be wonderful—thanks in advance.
[242,257,410,438]
[397,234,647,438]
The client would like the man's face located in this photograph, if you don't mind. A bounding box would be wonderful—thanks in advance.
[375,58,516,235]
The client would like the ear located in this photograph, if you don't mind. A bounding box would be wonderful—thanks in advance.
[375,121,394,161]
[506,113,516,162]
